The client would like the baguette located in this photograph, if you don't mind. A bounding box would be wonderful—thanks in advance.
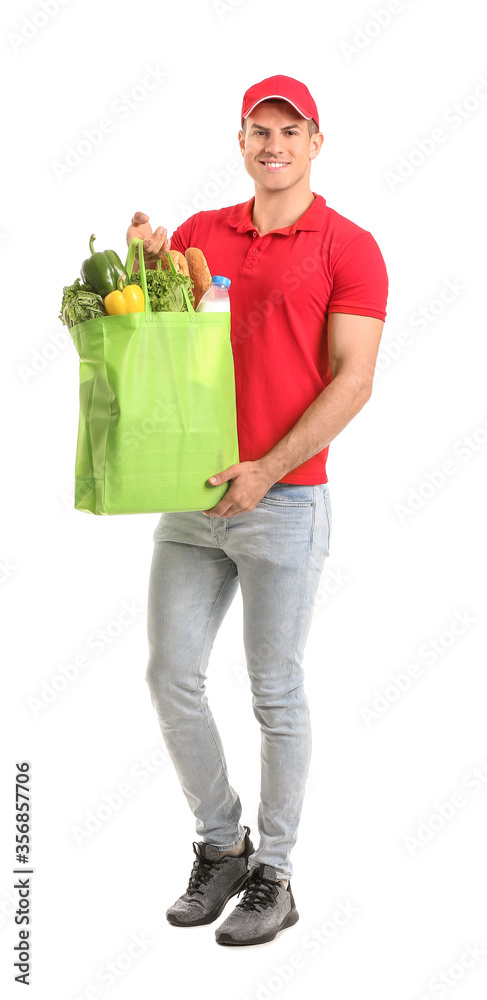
[159,250,189,275]
[185,247,212,308]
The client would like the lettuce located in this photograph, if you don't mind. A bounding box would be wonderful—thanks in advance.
[59,278,106,328]
[129,269,194,312]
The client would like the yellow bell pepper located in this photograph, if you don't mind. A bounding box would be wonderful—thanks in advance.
[104,276,145,315]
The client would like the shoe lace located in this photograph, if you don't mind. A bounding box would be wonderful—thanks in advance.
[185,843,222,896]
[235,869,279,911]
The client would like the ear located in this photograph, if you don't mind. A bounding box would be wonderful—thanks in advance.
[238,129,246,155]
[309,132,324,160]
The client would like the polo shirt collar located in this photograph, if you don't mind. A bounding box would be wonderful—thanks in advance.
[227,192,327,235]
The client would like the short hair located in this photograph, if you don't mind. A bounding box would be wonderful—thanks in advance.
[242,115,319,139]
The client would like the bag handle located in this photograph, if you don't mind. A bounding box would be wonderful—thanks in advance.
[125,238,150,312]
[125,239,195,314]
[163,252,195,313]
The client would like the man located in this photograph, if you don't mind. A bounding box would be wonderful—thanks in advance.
[127,75,388,947]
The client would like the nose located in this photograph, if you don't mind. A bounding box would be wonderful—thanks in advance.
[263,133,284,156]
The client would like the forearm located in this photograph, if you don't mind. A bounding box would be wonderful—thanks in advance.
[258,374,371,481]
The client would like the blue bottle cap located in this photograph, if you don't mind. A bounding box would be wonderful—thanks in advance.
[212,275,231,289]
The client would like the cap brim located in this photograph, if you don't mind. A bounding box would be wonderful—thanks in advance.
[243,95,312,121]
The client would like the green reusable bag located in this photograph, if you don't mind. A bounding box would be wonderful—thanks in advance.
[69,238,239,514]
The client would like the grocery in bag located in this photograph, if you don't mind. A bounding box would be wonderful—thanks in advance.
[63,236,239,515]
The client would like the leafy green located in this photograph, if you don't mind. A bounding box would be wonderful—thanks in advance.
[128,268,194,312]
[59,266,194,326]
[59,278,107,328]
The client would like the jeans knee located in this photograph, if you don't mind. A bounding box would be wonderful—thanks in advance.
[145,656,158,695]
[146,655,203,720]
[145,657,176,711]
[251,684,309,730]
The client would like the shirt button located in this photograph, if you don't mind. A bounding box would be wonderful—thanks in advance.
[252,248,259,254]
[253,232,258,238]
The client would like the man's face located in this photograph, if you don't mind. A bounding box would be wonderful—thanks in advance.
[238,99,322,192]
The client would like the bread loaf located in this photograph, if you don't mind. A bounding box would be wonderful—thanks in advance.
[159,250,189,275]
[185,247,212,308]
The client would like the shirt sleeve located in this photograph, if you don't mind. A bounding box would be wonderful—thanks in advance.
[169,213,198,254]
[328,231,389,321]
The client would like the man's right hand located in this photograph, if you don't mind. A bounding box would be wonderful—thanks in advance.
[126,212,171,269]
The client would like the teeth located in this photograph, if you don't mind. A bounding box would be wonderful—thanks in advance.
[263,162,287,168]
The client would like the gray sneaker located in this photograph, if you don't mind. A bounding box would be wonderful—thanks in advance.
[215,863,299,946]
[166,826,254,927]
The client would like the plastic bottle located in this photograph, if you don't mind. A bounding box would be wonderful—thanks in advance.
[196,275,231,312]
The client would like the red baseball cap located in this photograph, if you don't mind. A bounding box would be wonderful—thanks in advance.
[241,75,319,130]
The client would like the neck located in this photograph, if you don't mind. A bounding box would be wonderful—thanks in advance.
[251,176,315,236]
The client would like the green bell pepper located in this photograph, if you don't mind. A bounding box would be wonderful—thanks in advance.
[80,234,128,298]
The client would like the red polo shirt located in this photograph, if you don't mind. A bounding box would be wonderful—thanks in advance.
[170,193,388,484]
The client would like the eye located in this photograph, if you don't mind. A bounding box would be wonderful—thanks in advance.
[285,130,298,136]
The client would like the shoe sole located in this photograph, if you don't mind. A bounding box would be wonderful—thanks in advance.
[215,906,300,946]
[166,870,251,927]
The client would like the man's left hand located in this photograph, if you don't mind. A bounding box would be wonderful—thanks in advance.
[202,461,276,518]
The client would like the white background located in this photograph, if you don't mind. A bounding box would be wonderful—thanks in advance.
[1,0,486,997]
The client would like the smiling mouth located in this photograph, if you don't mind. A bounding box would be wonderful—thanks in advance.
[259,161,290,170]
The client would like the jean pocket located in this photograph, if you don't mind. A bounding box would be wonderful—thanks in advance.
[259,483,314,507]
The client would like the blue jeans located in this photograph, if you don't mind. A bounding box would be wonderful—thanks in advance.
[146,481,332,879]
